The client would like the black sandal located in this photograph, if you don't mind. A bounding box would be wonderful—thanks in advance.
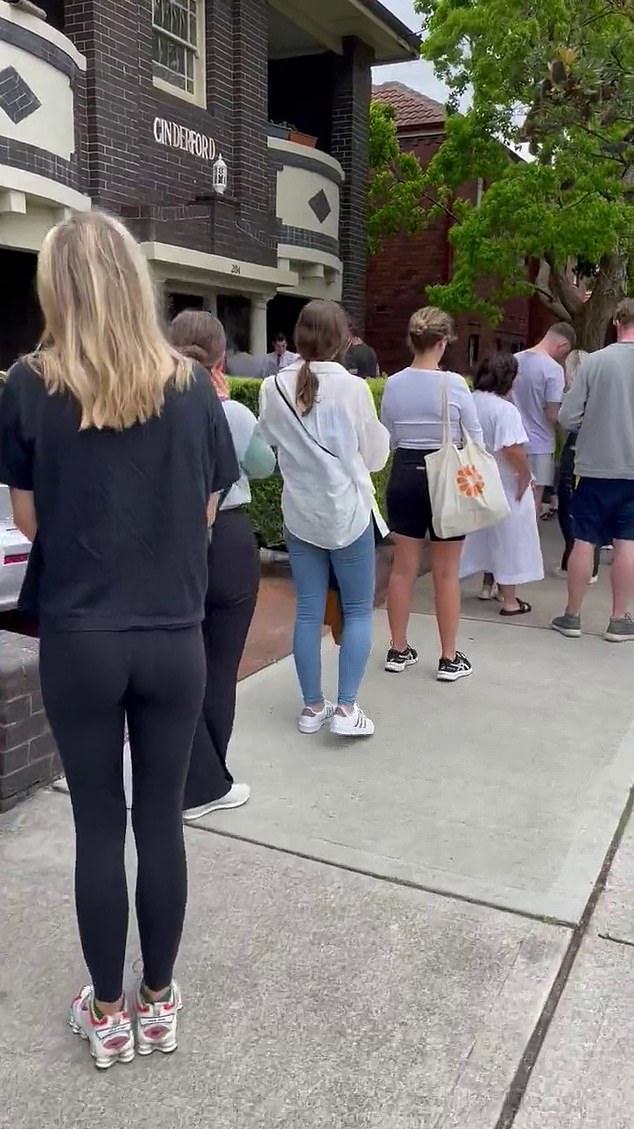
[500,600,532,617]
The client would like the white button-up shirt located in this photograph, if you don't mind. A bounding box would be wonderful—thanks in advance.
[258,361,390,550]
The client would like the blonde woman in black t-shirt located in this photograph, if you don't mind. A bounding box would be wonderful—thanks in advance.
[0,212,239,1068]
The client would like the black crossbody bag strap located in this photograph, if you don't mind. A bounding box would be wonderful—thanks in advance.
[274,374,336,458]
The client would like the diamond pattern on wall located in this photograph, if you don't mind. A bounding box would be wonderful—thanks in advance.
[0,67,41,125]
[308,189,331,225]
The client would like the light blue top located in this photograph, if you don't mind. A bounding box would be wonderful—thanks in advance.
[221,399,276,509]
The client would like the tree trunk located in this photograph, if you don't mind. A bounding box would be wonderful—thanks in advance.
[572,301,613,351]
[536,252,625,352]
[572,253,626,351]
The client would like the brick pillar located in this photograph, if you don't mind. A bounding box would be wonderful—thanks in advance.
[231,0,278,267]
[331,37,374,333]
[0,633,59,812]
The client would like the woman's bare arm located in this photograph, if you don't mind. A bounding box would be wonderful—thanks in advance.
[207,493,220,526]
[501,445,532,501]
[10,488,37,542]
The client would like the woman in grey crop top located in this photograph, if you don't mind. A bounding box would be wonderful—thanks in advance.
[381,307,482,684]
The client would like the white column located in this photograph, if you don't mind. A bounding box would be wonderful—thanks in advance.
[203,292,218,316]
[250,295,270,355]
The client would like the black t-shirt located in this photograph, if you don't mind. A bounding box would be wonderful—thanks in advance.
[0,361,239,630]
[344,343,379,380]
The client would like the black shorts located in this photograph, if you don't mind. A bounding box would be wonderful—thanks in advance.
[572,478,634,545]
[386,447,464,542]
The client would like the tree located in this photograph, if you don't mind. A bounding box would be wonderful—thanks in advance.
[413,0,634,349]
[368,101,427,255]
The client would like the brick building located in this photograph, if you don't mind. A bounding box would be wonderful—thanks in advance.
[0,0,418,369]
[367,82,539,376]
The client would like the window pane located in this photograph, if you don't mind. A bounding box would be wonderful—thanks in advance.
[153,0,197,47]
[152,0,199,95]
[153,30,192,90]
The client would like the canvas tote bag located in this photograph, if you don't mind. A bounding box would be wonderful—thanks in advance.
[425,377,510,539]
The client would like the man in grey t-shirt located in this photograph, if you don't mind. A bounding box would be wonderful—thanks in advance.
[511,323,575,512]
[553,299,634,642]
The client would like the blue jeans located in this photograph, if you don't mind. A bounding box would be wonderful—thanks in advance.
[286,523,375,707]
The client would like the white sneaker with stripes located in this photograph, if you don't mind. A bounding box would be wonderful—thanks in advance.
[330,705,375,737]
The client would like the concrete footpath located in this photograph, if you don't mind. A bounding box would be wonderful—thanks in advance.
[2,525,634,1128]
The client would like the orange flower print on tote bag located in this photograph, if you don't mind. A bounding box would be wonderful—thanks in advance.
[456,464,485,499]
[425,376,509,538]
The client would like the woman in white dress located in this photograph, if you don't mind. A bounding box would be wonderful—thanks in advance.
[461,353,544,615]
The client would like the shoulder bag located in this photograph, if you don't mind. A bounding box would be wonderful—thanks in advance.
[425,377,510,539]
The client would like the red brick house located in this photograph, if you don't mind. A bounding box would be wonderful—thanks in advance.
[367,82,540,375]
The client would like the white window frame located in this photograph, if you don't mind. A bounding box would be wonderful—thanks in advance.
[152,0,206,108]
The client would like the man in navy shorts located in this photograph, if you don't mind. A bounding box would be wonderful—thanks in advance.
[552,299,634,641]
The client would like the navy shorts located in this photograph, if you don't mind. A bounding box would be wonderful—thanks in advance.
[572,478,634,545]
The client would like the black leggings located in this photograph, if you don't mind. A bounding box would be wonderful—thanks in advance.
[40,627,205,1002]
[184,510,260,809]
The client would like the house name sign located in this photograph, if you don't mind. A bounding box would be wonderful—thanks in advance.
[153,116,217,161]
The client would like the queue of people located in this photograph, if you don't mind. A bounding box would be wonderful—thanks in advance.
[0,209,632,1071]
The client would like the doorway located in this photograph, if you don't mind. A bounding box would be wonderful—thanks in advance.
[217,294,251,353]
[0,250,41,370]
[267,294,307,351]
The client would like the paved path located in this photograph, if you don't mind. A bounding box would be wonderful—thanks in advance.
[2,523,634,1128]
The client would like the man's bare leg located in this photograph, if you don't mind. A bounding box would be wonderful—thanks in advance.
[566,540,595,616]
[611,540,634,620]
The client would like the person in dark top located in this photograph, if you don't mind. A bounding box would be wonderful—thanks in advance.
[0,211,239,1069]
[343,317,380,379]
[556,349,600,583]
[170,310,275,821]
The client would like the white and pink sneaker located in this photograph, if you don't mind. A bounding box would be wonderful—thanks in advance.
[69,986,135,1070]
[132,981,182,1056]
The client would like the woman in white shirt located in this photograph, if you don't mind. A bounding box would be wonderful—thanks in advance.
[460,353,544,611]
[380,308,484,682]
[259,300,390,737]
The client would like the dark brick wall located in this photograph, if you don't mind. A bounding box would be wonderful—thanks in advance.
[366,130,531,375]
[0,634,59,813]
[332,37,374,331]
[63,0,277,267]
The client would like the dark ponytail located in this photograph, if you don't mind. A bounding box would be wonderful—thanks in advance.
[296,360,319,416]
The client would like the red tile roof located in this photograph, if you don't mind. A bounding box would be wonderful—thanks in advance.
[372,81,445,129]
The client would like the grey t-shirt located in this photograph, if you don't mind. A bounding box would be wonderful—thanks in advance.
[511,350,565,455]
[380,367,483,449]
[559,342,634,480]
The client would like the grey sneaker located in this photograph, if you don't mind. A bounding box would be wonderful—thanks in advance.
[551,613,581,638]
[604,614,634,643]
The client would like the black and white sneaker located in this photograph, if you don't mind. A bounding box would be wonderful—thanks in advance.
[437,651,472,682]
[385,645,419,673]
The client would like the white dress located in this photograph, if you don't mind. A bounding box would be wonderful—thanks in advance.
[460,392,544,586]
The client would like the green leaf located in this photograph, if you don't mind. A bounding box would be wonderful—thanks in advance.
[407,0,633,342]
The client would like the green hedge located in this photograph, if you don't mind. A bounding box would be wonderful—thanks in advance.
[229,377,390,548]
